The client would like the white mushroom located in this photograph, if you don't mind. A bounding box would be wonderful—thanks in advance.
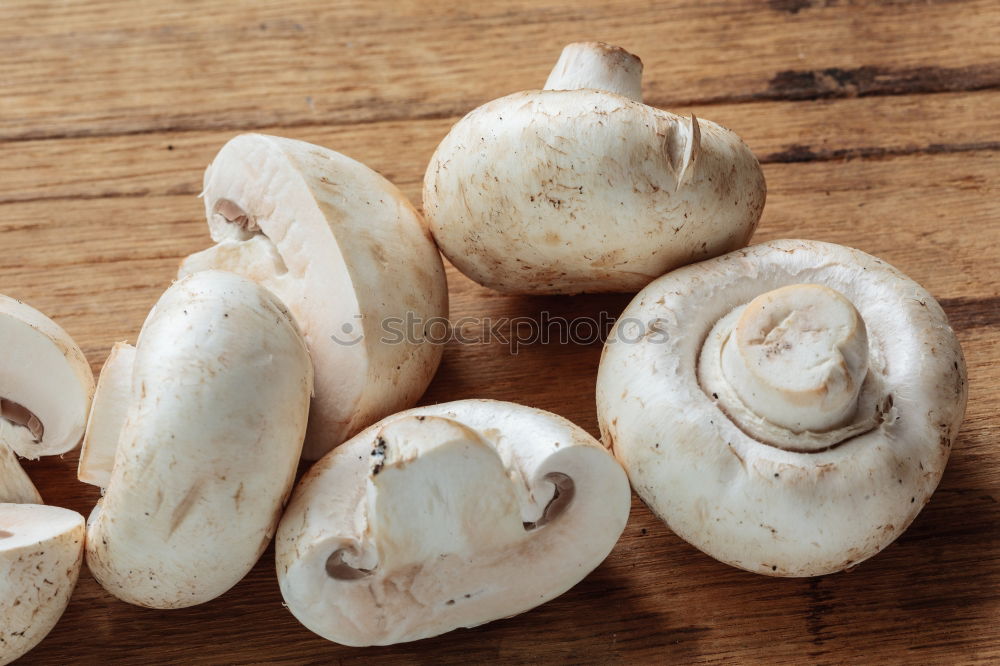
[597,239,967,576]
[0,295,94,503]
[423,41,766,294]
[180,134,449,460]
[81,270,313,608]
[276,399,631,646]
[0,503,85,665]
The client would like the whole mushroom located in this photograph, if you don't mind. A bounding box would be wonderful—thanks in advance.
[80,271,313,608]
[423,41,766,294]
[0,503,85,665]
[276,399,631,646]
[0,295,94,503]
[181,134,449,460]
[597,239,967,576]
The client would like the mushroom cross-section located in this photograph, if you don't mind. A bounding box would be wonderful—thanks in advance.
[180,133,449,460]
[80,270,313,608]
[0,503,85,665]
[276,399,631,646]
[423,41,766,294]
[597,239,967,576]
[0,294,94,504]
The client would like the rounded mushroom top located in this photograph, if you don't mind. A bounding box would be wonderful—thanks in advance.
[597,239,967,576]
[423,41,765,294]
[0,295,94,459]
[83,270,314,609]
[276,399,631,646]
[181,133,448,460]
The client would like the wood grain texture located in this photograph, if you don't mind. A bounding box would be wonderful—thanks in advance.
[1,0,998,663]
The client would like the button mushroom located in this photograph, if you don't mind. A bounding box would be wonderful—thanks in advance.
[423,41,766,294]
[80,271,313,608]
[180,134,449,460]
[0,295,94,503]
[597,239,967,576]
[0,503,85,665]
[276,399,631,646]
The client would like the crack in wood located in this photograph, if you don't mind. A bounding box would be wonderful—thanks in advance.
[760,141,1000,164]
[2,63,998,145]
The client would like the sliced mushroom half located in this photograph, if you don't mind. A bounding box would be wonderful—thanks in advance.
[423,42,766,294]
[0,503,85,665]
[276,399,631,646]
[0,295,94,503]
[180,134,449,459]
[597,239,967,576]
[81,271,313,608]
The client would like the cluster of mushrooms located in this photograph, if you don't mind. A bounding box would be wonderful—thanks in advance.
[0,42,967,659]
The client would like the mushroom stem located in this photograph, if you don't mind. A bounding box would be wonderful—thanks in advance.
[721,284,869,432]
[543,42,643,102]
[0,435,42,504]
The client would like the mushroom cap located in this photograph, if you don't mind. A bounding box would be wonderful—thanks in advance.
[180,133,448,460]
[0,503,85,665]
[423,51,765,294]
[597,239,967,576]
[85,270,313,608]
[276,399,631,646]
[0,294,94,459]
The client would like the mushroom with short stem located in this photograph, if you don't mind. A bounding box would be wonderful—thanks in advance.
[0,295,94,504]
[180,134,449,460]
[79,271,313,608]
[276,399,631,646]
[597,239,967,576]
[0,503,85,665]
[423,41,766,294]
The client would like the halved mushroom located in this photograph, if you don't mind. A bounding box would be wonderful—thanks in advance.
[597,239,967,576]
[180,134,449,460]
[423,41,766,294]
[0,295,94,503]
[276,399,631,646]
[0,503,85,665]
[81,271,313,608]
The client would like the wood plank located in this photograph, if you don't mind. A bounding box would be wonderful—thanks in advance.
[2,88,998,204]
[2,0,999,140]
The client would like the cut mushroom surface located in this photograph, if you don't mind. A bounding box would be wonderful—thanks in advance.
[0,503,85,666]
[423,41,766,294]
[276,399,631,646]
[78,342,135,488]
[180,133,448,460]
[0,294,94,504]
[82,271,313,608]
[597,239,967,576]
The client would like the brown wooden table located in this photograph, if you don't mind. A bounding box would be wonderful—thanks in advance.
[2,1,998,663]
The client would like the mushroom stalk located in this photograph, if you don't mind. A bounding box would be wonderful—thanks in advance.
[0,436,41,504]
[543,41,643,102]
[720,284,869,432]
